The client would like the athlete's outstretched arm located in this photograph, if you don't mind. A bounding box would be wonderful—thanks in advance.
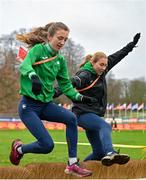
[107,33,141,72]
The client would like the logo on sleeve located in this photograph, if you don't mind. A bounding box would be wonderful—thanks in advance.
[42,56,48,59]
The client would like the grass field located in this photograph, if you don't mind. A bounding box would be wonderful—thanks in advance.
[1,129,146,166]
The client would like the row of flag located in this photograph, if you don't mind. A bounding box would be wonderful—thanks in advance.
[107,103,145,111]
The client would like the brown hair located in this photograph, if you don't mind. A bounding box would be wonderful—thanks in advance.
[16,22,70,48]
[79,52,107,67]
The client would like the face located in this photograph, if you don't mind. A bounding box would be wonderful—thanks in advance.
[92,57,108,76]
[48,29,69,51]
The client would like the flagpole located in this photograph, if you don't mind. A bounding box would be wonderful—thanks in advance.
[130,108,132,118]
[112,108,114,118]
[125,108,127,120]
[136,103,139,121]
[106,105,109,119]
[112,104,114,118]
[137,108,139,120]
[142,103,145,120]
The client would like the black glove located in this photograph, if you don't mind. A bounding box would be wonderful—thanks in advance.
[31,75,42,95]
[81,95,97,104]
[53,87,63,98]
[133,33,141,46]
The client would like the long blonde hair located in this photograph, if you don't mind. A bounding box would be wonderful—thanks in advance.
[16,22,70,48]
[80,52,107,67]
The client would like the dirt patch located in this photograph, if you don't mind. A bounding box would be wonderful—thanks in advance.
[1,160,146,179]
[0,166,31,179]
[84,159,146,179]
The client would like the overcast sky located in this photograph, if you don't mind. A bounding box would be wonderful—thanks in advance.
[0,0,146,80]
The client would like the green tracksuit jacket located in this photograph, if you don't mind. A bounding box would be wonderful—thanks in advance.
[19,43,81,102]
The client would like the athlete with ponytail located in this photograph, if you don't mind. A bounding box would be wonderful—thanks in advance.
[54,33,141,166]
[9,22,94,177]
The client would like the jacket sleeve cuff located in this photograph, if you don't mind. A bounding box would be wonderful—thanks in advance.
[75,93,83,101]
[28,72,37,79]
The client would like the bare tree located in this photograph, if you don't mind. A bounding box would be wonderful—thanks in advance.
[0,54,20,114]
[128,77,146,103]
[61,38,85,76]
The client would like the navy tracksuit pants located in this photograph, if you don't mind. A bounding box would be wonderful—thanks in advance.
[77,113,114,161]
[18,96,78,158]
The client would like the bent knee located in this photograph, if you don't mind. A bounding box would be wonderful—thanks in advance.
[99,121,112,131]
[41,141,54,154]
[66,114,77,126]
[105,122,112,131]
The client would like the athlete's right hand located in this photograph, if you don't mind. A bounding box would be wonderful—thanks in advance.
[31,75,42,95]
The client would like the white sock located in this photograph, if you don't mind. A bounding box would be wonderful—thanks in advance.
[69,157,77,165]
[17,146,23,154]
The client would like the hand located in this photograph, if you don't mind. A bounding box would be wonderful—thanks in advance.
[81,95,97,104]
[53,87,62,98]
[31,75,42,95]
[133,33,141,45]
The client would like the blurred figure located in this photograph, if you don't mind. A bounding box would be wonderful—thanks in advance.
[111,116,118,131]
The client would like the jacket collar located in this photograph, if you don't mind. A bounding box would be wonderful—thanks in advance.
[45,43,59,56]
[81,62,97,74]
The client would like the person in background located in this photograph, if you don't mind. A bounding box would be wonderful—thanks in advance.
[9,22,95,177]
[111,116,118,131]
[54,33,141,166]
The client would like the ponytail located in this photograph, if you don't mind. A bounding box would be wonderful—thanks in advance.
[79,54,92,68]
[16,22,69,48]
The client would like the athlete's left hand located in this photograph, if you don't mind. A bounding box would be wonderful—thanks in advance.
[133,33,141,46]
